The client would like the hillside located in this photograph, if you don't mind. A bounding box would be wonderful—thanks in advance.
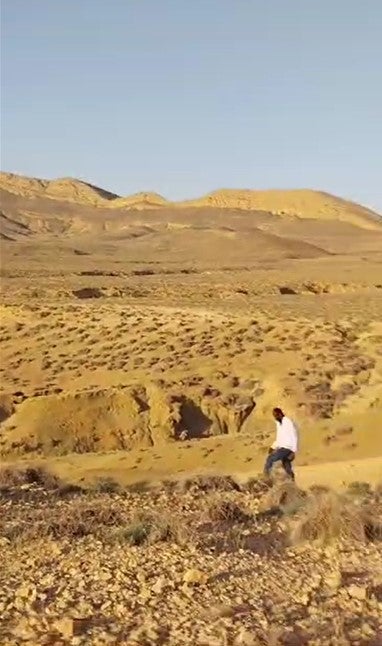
[0,172,118,206]
[182,188,381,230]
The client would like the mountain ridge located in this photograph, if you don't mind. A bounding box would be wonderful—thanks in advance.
[0,171,380,231]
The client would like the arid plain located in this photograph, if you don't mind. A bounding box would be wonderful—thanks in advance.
[0,172,382,645]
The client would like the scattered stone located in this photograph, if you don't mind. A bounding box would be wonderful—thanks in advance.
[0,472,381,645]
[183,568,208,585]
[207,604,235,619]
[233,628,257,645]
[324,570,342,591]
[53,617,74,638]
[347,584,367,600]
[151,576,168,594]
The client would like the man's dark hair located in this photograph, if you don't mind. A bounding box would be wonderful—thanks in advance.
[273,407,284,416]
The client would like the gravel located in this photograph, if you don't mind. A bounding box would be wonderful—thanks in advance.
[0,483,381,645]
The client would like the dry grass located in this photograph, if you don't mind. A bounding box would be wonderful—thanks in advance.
[0,498,129,543]
[93,476,121,494]
[121,510,192,547]
[260,480,307,515]
[257,480,382,545]
[0,492,193,547]
[203,494,250,523]
[179,475,242,493]
[243,477,272,496]
[346,480,372,498]
[0,464,60,490]
[288,489,381,545]
[308,484,331,495]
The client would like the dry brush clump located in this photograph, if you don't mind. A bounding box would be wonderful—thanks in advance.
[178,474,242,493]
[203,494,251,524]
[288,489,382,545]
[93,476,122,494]
[260,480,307,516]
[242,477,273,497]
[0,464,61,490]
[120,509,193,547]
[259,480,382,545]
[346,480,373,499]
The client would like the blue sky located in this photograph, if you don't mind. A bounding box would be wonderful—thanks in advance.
[1,0,381,210]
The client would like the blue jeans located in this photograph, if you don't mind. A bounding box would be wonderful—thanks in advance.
[264,448,295,480]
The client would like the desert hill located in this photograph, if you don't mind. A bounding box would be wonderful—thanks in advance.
[112,192,170,210]
[1,172,382,263]
[0,172,118,205]
[1,171,380,230]
[183,188,381,230]
[0,194,328,262]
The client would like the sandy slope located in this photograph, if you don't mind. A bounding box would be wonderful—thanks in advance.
[288,456,382,490]
[1,172,381,493]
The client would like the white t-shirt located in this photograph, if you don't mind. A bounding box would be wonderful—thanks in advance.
[272,416,298,453]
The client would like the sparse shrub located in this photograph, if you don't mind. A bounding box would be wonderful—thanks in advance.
[160,479,178,493]
[0,496,194,546]
[204,495,250,523]
[219,525,247,552]
[122,520,151,546]
[24,466,61,489]
[0,497,129,543]
[51,499,127,538]
[126,480,151,493]
[288,490,372,544]
[0,466,29,488]
[309,484,331,495]
[122,510,190,546]
[261,480,307,515]
[180,474,241,493]
[72,287,103,299]
[94,476,121,494]
[346,481,372,498]
[243,477,272,496]
[56,483,85,497]
[0,465,60,490]
[361,504,382,541]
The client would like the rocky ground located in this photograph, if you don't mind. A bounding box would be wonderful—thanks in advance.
[0,471,381,645]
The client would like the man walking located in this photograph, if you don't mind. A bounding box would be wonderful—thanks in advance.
[264,407,298,481]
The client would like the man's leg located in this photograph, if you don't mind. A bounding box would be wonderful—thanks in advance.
[264,448,283,478]
[280,449,295,481]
